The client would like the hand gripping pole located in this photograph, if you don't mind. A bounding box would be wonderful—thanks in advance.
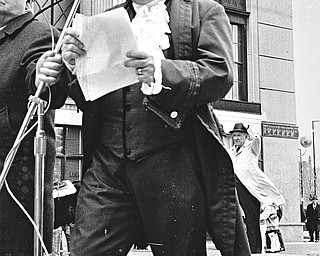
[34,2,81,255]
[0,1,80,255]
[0,0,80,192]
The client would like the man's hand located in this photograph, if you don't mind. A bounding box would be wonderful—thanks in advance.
[124,51,155,85]
[36,51,63,87]
[61,27,86,69]
[247,125,259,141]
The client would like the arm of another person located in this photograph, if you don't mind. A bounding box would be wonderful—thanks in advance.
[305,204,311,219]
[22,24,67,109]
[251,136,261,157]
[260,204,272,221]
[247,125,261,156]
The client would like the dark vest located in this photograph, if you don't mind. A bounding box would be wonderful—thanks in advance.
[81,0,194,162]
[92,82,194,161]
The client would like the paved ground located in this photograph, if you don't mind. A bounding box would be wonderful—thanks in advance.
[128,240,320,256]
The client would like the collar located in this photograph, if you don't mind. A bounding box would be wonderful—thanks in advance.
[1,12,34,37]
[125,0,171,17]
[132,2,144,12]
[231,140,250,153]
[132,0,167,10]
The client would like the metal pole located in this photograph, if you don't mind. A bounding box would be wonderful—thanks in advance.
[312,120,320,195]
[0,2,81,255]
[0,0,81,191]
[298,149,303,200]
[51,0,54,25]
[34,101,46,256]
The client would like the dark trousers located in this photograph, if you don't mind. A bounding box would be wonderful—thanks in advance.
[309,230,319,241]
[70,141,208,256]
[236,177,262,254]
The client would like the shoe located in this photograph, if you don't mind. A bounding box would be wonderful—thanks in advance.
[309,240,314,242]
[315,240,319,242]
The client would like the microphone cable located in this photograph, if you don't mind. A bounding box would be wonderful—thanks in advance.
[4,89,53,256]
[4,0,56,254]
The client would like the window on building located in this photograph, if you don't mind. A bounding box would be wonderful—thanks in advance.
[211,1,261,114]
[225,21,247,101]
[214,0,249,102]
[54,126,83,182]
[32,0,76,30]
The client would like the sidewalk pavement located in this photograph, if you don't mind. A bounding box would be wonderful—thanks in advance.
[128,240,320,256]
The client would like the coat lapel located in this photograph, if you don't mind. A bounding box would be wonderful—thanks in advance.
[169,0,193,60]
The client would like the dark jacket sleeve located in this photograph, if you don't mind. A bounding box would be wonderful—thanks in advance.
[143,1,233,128]
[21,23,67,109]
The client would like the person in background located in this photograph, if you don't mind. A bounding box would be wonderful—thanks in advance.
[0,0,66,254]
[228,123,285,254]
[276,204,285,250]
[53,180,80,254]
[300,198,306,223]
[306,194,320,242]
[61,0,251,255]
[260,203,285,253]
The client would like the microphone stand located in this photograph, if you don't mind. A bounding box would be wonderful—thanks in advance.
[0,0,80,255]
[34,100,46,256]
[0,0,80,192]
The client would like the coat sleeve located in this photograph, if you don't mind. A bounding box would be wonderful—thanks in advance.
[143,2,233,128]
[22,24,67,109]
[251,136,261,156]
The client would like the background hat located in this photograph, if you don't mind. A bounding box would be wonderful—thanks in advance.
[229,123,248,134]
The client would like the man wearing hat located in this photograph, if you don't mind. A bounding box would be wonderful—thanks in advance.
[306,195,320,242]
[228,123,285,253]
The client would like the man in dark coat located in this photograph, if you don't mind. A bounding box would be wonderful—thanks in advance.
[0,0,66,254]
[61,0,250,255]
[306,195,320,242]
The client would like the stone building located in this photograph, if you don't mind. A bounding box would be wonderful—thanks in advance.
[36,0,302,241]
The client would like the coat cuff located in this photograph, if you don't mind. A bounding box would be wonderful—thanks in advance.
[142,60,200,129]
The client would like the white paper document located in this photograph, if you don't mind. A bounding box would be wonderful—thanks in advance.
[73,8,138,101]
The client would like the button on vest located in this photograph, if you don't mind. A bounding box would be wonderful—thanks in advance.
[96,83,194,160]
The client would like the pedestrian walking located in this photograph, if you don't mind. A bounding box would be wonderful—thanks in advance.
[306,195,320,242]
